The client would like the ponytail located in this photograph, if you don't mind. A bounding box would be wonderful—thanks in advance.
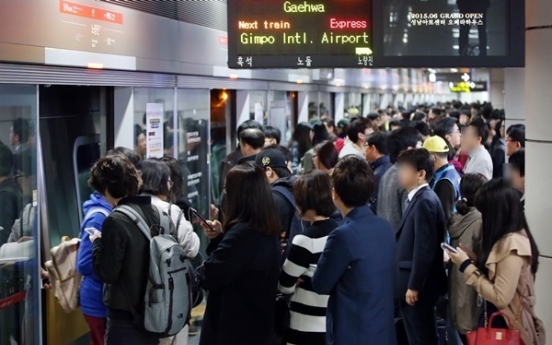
[457,173,489,216]
[456,197,471,216]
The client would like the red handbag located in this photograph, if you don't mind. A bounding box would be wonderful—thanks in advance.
[467,311,522,345]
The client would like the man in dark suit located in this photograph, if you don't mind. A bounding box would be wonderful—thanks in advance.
[312,156,397,345]
[395,148,447,345]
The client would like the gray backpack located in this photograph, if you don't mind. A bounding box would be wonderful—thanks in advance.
[115,204,194,336]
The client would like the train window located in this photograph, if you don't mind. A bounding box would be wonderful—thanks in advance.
[177,89,210,255]
[0,84,39,345]
[73,136,101,223]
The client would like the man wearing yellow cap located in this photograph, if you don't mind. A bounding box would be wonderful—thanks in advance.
[423,136,461,225]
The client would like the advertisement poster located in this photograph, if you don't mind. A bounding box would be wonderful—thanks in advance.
[146,103,164,158]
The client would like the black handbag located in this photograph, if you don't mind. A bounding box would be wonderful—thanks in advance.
[273,294,290,345]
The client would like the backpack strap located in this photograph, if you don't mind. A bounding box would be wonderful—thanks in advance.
[167,203,184,232]
[80,207,110,236]
[272,185,299,237]
[272,185,295,210]
[113,204,155,325]
[273,185,298,230]
[115,205,153,240]
[156,205,171,236]
[175,209,184,230]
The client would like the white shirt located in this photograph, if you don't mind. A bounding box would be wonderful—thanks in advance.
[338,141,365,159]
[150,195,200,258]
[408,183,429,201]
[464,145,493,180]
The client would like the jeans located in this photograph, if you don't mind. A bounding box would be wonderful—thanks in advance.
[104,318,160,345]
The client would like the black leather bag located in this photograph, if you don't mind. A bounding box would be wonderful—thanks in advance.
[273,294,290,345]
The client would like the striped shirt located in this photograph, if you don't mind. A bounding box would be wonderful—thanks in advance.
[279,219,338,345]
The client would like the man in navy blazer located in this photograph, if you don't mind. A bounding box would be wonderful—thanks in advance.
[312,157,397,345]
[395,148,447,345]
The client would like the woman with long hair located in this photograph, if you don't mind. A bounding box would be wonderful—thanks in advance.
[312,141,338,175]
[198,163,281,345]
[448,179,545,345]
[447,173,487,343]
[289,122,313,174]
[301,122,330,174]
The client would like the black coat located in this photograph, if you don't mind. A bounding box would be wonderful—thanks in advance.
[199,222,280,345]
[92,196,176,316]
[271,176,297,237]
[395,186,447,300]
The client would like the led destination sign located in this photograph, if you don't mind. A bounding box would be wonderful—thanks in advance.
[228,0,373,68]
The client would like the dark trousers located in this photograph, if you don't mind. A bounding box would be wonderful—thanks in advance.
[400,297,438,345]
[104,318,160,345]
[84,315,107,345]
[458,7,489,56]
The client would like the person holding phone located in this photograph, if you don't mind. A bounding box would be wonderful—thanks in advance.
[447,179,544,345]
[198,163,281,345]
[447,173,487,344]
[77,155,132,345]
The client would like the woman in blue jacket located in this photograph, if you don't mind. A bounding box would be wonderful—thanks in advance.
[77,156,129,345]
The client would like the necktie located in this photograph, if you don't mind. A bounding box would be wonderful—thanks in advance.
[403,198,411,216]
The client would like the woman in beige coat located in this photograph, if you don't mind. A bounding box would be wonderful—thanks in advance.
[448,179,545,345]
[448,174,487,343]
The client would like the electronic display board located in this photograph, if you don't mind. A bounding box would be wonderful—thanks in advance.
[366,0,524,68]
[383,1,507,57]
[227,0,374,69]
[228,0,525,68]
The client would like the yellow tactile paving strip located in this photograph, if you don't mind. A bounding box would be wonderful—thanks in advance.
[191,304,206,319]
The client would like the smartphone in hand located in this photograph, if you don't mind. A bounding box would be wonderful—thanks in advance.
[190,208,218,233]
[441,242,458,254]
[84,228,101,238]
[459,243,477,263]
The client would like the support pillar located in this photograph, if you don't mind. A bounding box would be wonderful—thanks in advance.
[297,91,309,123]
[489,68,505,109]
[504,68,526,129]
[525,0,552,333]
[334,93,345,122]
[113,87,134,149]
[235,90,250,128]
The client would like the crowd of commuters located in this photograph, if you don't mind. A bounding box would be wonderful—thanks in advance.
[26,100,543,345]
[200,101,542,345]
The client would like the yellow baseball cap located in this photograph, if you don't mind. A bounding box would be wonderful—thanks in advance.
[423,136,449,153]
